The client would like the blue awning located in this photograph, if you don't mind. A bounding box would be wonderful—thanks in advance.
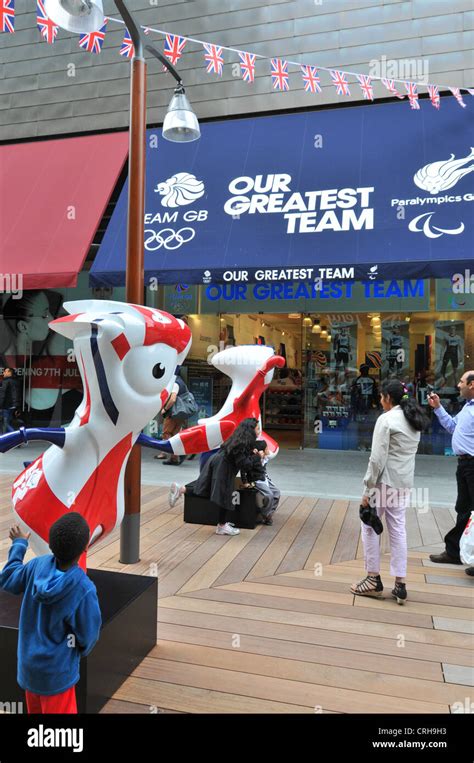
[90,98,473,286]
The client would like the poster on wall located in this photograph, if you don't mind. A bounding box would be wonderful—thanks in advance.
[435,321,465,390]
[382,319,410,379]
[0,278,125,427]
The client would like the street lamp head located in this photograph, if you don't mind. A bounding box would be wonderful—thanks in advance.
[44,0,104,33]
[162,86,200,143]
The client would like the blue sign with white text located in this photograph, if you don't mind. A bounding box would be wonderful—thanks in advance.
[91,98,473,286]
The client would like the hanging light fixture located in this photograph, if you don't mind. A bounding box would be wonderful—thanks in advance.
[162,85,200,143]
[44,0,103,33]
[370,314,381,326]
[312,319,321,334]
[302,315,313,327]
[320,325,328,339]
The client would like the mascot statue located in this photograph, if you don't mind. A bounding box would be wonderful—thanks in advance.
[0,300,285,568]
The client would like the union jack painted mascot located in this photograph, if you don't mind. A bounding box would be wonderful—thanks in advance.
[0,301,284,568]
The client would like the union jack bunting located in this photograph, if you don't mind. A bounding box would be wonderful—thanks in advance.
[120,29,133,58]
[239,51,256,83]
[466,88,474,96]
[381,78,405,99]
[404,81,420,110]
[79,19,107,54]
[203,43,224,75]
[357,74,374,100]
[427,84,440,109]
[330,70,350,96]
[163,33,186,66]
[37,0,59,44]
[271,58,289,91]
[450,88,466,108]
[0,0,14,34]
[300,65,321,94]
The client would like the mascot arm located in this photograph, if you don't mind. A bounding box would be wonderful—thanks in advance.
[136,433,173,453]
[0,427,66,453]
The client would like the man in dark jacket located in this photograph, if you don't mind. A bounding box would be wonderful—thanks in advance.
[0,367,18,434]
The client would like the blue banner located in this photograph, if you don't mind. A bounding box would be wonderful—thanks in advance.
[91,98,473,286]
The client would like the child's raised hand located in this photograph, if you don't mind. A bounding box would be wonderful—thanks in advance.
[9,525,30,542]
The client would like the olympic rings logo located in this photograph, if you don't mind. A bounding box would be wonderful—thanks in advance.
[144,227,196,251]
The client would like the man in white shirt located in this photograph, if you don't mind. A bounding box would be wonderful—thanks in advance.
[429,370,474,575]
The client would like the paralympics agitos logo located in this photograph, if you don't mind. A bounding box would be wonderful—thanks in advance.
[392,148,474,239]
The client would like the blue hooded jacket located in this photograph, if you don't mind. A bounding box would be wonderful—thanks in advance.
[0,538,102,696]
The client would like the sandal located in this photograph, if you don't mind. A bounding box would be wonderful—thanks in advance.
[350,574,383,598]
[392,581,407,605]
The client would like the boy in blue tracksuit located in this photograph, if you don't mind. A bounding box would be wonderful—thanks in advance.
[0,512,102,713]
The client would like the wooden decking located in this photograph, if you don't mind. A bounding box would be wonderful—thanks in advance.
[1,476,472,714]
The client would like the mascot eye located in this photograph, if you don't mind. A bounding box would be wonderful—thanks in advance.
[152,363,166,379]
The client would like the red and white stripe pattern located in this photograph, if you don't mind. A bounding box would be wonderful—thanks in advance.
[427,84,440,109]
[404,81,420,109]
[450,88,466,108]
[239,51,256,83]
[357,74,374,100]
[330,70,350,96]
[203,43,224,75]
[271,58,289,90]
[381,78,405,99]
[300,65,321,94]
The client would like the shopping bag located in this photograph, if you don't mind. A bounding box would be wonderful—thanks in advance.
[460,511,474,565]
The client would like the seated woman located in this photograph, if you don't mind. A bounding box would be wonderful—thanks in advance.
[168,417,263,536]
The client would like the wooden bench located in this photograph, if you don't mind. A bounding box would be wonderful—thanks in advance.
[183,484,260,529]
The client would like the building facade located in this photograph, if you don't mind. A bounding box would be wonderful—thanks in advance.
[1,1,473,456]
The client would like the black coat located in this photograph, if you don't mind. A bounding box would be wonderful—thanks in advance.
[186,446,260,511]
[0,376,18,409]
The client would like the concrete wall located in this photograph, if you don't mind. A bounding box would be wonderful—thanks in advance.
[1,0,472,141]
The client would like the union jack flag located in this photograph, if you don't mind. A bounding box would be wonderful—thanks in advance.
[450,88,466,108]
[203,43,224,75]
[427,84,440,109]
[79,19,107,54]
[404,81,420,109]
[381,78,405,99]
[120,30,133,58]
[239,51,256,83]
[330,70,350,96]
[1,0,14,34]
[163,33,186,66]
[271,58,289,91]
[37,0,58,44]
[300,65,321,94]
[357,74,374,100]
[467,88,474,96]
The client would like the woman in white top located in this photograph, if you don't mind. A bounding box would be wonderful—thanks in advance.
[351,379,429,604]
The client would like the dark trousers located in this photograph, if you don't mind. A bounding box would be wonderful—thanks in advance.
[445,458,474,559]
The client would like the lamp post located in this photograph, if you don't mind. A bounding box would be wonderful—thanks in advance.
[44,0,200,563]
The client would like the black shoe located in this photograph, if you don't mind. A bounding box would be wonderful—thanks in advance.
[162,459,181,465]
[392,581,407,605]
[351,574,384,598]
[465,567,474,577]
[429,551,462,565]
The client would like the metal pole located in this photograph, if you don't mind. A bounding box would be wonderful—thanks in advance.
[117,1,146,564]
